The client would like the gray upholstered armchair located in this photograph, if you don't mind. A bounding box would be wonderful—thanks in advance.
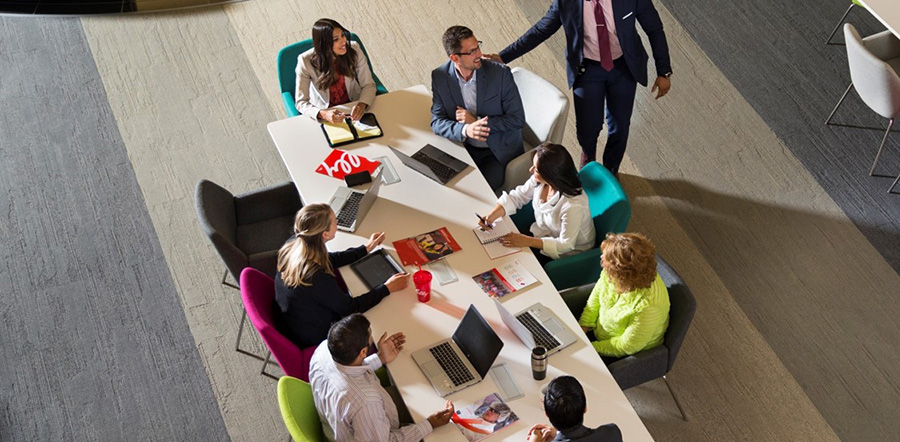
[194,179,302,358]
[559,255,696,420]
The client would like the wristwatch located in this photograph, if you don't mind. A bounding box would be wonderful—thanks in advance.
[663,71,673,79]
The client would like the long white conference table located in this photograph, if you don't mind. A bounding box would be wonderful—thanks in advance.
[267,85,653,442]
[857,0,900,39]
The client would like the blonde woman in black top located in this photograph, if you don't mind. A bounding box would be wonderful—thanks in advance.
[274,203,408,348]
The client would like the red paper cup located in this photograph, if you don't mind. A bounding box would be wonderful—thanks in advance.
[413,269,433,303]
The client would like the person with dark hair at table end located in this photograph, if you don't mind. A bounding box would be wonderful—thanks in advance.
[526,376,622,442]
[274,204,409,350]
[295,18,376,123]
[308,314,455,442]
[431,25,525,192]
[485,0,672,178]
[477,143,595,265]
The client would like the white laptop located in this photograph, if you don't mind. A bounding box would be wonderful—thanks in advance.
[328,167,383,233]
[411,305,504,397]
[493,298,578,356]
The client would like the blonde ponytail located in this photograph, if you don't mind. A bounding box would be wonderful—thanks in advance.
[278,204,334,287]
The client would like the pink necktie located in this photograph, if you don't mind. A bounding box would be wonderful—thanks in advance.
[592,0,614,71]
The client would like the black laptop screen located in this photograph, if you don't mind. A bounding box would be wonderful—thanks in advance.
[452,305,504,378]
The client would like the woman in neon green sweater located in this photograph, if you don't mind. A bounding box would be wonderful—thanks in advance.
[573,233,670,360]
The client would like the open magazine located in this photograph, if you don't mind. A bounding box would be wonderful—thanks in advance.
[473,260,538,299]
[392,227,462,266]
[452,393,519,442]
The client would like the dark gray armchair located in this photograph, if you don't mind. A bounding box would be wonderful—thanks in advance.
[194,179,302,359]
[559,255,696,420]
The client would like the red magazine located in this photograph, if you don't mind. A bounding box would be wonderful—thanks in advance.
[392,227,462,266]
[315,149,381,180]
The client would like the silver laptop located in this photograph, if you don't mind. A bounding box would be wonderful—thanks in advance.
[328,168,383,233]
[493,298,578,356]
[388,145,468,185]
[411,305,504,397]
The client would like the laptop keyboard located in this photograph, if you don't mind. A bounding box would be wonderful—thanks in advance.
[412,152,457,182]
[336,192,364,228]
[516,312,561,350]
[429,342,474,386]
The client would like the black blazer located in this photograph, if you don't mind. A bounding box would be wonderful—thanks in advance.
[499,0,671,87]
[554,424,622,442]
[274,245,389,349]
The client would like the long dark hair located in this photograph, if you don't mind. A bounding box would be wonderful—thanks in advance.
[310,18,358,91]
[534,143,583,197]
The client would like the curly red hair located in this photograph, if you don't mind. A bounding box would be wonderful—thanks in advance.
[600,233,657,293]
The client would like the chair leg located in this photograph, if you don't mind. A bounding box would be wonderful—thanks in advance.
[825,82,853,125]
[221,269,239,290]
[260,350,279,380]
[889,173,900,194]
[234,308,266,361]
[663,375,688,422]
[870,118,895,177]
[825,4,855,45]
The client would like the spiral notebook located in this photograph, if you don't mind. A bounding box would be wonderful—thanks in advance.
[473,218,519,259]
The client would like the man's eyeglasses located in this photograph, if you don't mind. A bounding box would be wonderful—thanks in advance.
[455,41,483,56]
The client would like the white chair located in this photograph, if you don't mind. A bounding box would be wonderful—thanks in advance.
[501,67,569,192]
[827,24,900,192]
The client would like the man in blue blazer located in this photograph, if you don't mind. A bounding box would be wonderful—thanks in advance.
[489,0,672,177]
[432,26,525,191]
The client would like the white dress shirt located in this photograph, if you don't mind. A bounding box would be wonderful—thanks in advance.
[454,67,489,148]
[498,176,596,259]
[308,342,432,442]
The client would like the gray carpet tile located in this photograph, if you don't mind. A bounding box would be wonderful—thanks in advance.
[0,17,229,441]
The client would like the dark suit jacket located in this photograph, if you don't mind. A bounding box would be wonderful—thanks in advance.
[554,424,622,442]
[430,59,525,166]
[499,0,671,88]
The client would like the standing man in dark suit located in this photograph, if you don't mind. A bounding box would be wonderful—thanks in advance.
[487,0,672,177]
[432,26,526,191]
[526,376,622,442]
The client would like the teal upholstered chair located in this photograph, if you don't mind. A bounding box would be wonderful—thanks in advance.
[511,162,630,291]
[277,34,388,118]
[277,376,324,442]
[825,0,866,45]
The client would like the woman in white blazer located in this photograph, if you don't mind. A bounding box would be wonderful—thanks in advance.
[295,18,376,122]
[478,143,596,263]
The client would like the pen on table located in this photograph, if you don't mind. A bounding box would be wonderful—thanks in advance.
[476,213,492,230]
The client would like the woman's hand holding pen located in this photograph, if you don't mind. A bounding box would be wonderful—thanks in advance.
[477,204,507,231]
[365,232,386,252]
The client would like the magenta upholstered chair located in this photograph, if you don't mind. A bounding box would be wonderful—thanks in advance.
[240,267,316,381]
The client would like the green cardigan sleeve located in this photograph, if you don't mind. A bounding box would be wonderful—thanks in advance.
[578,278,604,329]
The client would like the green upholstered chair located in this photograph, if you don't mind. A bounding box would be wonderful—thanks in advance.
[277,34,388,118]
[825,0,866,45]
[277,376,324,442]
[510,162,630,291]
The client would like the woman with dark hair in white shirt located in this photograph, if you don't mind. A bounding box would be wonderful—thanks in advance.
[478,143,596,264]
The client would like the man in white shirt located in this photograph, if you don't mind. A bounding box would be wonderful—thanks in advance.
[309,313,454,442]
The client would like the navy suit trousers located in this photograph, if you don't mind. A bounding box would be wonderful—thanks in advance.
[573,57,637,174]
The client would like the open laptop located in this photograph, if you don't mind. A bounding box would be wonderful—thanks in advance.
[493,298,578,356]
[411,305,503,397]
[328,167,383,233]
[388,144,468,185]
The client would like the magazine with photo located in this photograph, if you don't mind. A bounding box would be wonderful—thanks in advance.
[451,393,519,442]
[472,260,538,299]
[392,227,462,266]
